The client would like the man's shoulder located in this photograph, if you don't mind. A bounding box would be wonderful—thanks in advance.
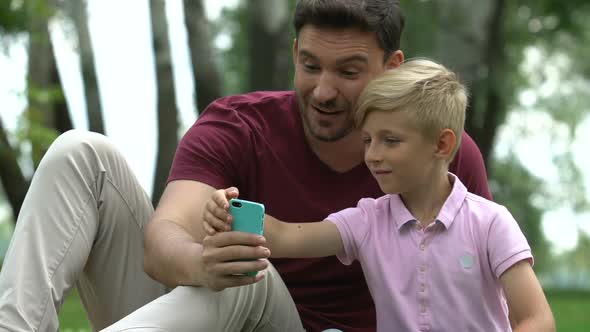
[207,90,296,113]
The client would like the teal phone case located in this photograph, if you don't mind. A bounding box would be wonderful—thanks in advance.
[229,198,265,235]
[228,198,265,277]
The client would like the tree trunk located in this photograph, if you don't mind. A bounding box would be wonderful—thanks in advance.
[150,0,179,206]
[475,0,507,165]
[247,0,292,91]
[26,4,72,169]
[70,0,105,134]
[183,0,222,114]
[0,119,29,221]
[431,0,508,166]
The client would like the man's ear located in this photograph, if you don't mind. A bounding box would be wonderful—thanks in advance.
[434,129,457,161]
[292,38,299,66]
[385,50,404,70]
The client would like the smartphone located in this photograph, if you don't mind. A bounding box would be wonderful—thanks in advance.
[229,198,265,236]
[228,198,265,276]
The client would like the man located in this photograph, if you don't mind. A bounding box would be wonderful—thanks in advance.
[0,1,491,331]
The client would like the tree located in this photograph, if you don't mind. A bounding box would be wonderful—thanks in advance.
[0,119,28,220]
[0,0,72,221]
[68,0,105,134]
[183,0,222,114]
[26,0,72,169]
[246,0,292,91]
[218,0,296,94]
[150,0,179,206]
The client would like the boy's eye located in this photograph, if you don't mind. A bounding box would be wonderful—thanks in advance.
[384,137,400,145]
[362,137,372,145]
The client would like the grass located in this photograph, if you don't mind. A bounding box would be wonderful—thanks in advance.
[59,288,590,331]
[545,289,590,331]
[59,289,91,331]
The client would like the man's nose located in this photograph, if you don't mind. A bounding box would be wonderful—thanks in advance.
[313,72,338,104]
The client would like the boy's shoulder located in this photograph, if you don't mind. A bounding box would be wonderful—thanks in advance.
[357,194,395,211]
[462,192,513,227]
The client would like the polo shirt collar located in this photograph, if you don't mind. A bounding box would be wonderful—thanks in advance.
[389,173,468,231]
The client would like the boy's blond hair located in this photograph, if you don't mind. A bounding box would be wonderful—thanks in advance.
[355,59,468,159]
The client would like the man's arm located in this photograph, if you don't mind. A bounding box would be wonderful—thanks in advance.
[143,180,269,290]
[500,260,555,332]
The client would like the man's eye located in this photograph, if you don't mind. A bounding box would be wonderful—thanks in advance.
[303,63,319,71]
[341,70,359,78]
[362,137,371,145]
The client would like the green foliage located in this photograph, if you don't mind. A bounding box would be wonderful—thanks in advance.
[216,2,249,95]
[0,0,55,35]
[490,157,550,272]
[215,0,297,95]
[0,0,28,34]
[13,84,64,165]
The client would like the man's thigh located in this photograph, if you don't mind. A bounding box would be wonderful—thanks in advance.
[102,263,304,332]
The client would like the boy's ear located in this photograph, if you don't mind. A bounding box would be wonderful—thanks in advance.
[434,129,457,161]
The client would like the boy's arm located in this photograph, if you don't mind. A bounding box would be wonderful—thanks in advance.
[500,260,555,332]
[264,216,344,258]
[203,187,344,258]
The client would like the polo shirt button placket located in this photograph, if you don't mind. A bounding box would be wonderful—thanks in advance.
[418,226,431,330]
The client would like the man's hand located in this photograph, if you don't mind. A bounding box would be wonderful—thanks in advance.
[203,187,239,236]
[200,231,270,291]
[198,186,273,291]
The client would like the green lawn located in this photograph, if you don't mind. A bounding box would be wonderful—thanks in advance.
[59,288,590,331]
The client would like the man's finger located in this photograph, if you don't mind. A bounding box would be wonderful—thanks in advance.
[211,272,264,291]
[210,259,269,276]
[203,231,266,248]
[204,244,270,263]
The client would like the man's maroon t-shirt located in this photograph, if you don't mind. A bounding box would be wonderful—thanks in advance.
[168,91,492,332]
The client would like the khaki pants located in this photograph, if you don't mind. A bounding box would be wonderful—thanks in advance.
[0,130,303,332]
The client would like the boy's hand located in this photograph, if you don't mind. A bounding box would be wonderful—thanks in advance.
[203,187,239,236]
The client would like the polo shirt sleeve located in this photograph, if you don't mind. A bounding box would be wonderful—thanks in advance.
[168,99,253,190]
[326,198,373,265]
[487,205,534,278]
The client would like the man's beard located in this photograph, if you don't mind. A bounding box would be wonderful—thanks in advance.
[297,94,355,142]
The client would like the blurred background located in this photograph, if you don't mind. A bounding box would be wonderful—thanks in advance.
[0,0,589,330]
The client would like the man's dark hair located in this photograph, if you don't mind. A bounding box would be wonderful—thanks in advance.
[293,0,405,62]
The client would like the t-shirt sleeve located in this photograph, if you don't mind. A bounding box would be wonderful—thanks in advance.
[167,99,253,189]
[326,198,373,265]
[487,205,534,278]
[450,132,493,200]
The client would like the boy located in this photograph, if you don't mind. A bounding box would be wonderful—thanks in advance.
[204,59,555,331]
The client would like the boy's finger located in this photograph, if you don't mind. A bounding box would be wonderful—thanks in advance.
[203,221,216,236]
[225,187,239,199]
[212,190,230,209]
[204,210,230,232]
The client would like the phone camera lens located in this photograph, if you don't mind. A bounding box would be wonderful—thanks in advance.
[231,201,242,208]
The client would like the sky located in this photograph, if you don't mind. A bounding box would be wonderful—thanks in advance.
[0,0,589,254]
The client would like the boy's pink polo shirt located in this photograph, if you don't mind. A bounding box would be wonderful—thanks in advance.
[327,174,532,332]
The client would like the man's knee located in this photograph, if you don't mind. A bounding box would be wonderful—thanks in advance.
[37,129,121,174]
